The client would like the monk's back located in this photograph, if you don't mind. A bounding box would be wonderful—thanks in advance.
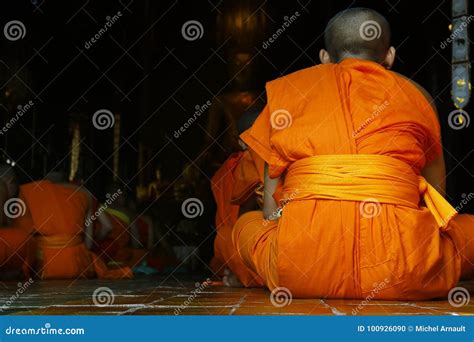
[20,180,89,236]
[240,58,457,299]
[265,58,440,175]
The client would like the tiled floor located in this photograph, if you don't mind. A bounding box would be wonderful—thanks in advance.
[0,276,472,315]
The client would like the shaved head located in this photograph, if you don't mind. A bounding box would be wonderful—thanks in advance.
[44,170,67,183]
[324,7,391,63]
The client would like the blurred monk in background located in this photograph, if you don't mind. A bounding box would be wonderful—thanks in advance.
[210,109,267,287]
[101,185,143,267]
[0,164,35,279]
[228,8,474,300]
[93,184,159,273]
[13,174,132,280]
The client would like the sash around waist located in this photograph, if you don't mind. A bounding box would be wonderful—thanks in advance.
[36,234,84,248]
[282,154,457,229]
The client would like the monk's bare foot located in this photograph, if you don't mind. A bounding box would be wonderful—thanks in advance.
[222,268,243,287]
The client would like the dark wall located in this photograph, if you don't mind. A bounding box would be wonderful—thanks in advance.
[0,0,472,210]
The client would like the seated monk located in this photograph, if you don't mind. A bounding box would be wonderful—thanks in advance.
[93,185,148,270]
[228,8,474,299]
[0,164,35,279]
[93,207,131,265]
[209,110,267,287]
[13,176,132,280]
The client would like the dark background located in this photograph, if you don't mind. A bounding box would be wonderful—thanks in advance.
[0,0,472,213]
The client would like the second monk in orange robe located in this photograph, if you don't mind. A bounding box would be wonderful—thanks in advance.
[210,110,267,287]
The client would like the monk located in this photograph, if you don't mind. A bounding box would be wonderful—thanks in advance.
[14,178,132,279]
[0,165,35,279]
[92,185,152,270]
[210,110,267,287]
[228,8,474,300]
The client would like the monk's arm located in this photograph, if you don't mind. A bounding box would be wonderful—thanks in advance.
[96,211,113,241]
[75,186,94,249]
[84,206,94,249]
[263,163,280,220]
[421,153,446,197]
[395,72,447,197]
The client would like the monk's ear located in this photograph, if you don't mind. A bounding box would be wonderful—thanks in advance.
[319,49,331,64]
[383,46,396,69]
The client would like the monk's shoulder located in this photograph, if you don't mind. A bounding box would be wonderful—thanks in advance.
[19,181,45,194]
[266,64,330,88]
[390,71,438,114]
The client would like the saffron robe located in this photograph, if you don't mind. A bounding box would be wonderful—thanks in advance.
[210,150,265,286]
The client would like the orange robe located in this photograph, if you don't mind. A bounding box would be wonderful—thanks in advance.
[234,58,474,299]
[0,228,36,278]
[93,208,131,264]
[210,150,265,286]
[96,208,147,269]
[15,181,132,279]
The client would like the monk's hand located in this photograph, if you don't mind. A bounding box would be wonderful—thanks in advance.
[265,207,282,221]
